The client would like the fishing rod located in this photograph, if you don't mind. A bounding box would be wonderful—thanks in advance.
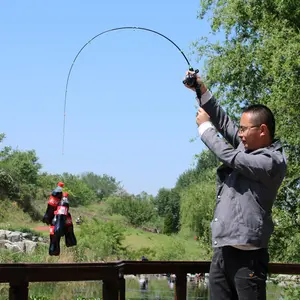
[62,26,198,154]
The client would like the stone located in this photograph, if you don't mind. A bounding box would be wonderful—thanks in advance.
[22,232,33,240]
[7,231,22,242]
[0,230,9,240]
[5,242,22,252]
[24,240,38,253]
[15,241,26,252]
[0,230,45,253]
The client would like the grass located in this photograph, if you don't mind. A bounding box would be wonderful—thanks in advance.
[0,200,211,262]
[0,200,43,232]
[123,226,211,260]
[0,199,291,299]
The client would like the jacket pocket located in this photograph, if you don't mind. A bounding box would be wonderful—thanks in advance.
[239,197,264,233]
[211,217,225,239]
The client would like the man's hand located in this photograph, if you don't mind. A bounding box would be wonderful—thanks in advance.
[183,71,207,95]
[196,107,210,126]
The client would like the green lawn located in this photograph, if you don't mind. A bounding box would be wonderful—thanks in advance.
[123,227,211,261]
[0,200,212,261]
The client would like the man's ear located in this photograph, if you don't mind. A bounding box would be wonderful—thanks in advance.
[260,124,268,137]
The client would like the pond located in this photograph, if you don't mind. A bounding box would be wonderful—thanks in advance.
[0,277,290,299]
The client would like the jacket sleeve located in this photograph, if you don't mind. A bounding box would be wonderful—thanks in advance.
[200,92,240,149]
[201,128,280,186]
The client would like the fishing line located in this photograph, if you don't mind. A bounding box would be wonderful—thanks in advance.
[62,26,195,154]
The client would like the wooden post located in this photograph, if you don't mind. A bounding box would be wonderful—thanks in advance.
[174,273,187,300]
[119,276,126,300]
[102,279,119,300]
[9,282,28,300]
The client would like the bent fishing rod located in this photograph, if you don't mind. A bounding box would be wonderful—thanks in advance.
[62,26,199,154]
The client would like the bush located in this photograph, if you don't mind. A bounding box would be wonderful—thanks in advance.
[76,218,126,261]
[125,247,157,261]
[163,212,174,235]
[154,239,186,261]
[180,181,215,246]
[106,195,157,227]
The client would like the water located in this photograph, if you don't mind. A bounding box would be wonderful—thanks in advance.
[0,278,291,299]
[125,277,209,299]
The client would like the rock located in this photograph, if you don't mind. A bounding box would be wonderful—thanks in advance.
[7,231,22,242]
[5,242,22,252]
[24,240,38,253]
[32,236,38,242]
[22,232,33,240]
[15,241,26,252]
[0,239,8,248]
[0,230,9,240]
[0,230,45,253]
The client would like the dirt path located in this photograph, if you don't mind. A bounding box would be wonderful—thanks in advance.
[34,226,49,232]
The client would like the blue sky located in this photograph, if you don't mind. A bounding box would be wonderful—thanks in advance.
[0,1,215,195]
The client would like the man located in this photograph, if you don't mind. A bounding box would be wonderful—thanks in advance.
[184,71,287,300]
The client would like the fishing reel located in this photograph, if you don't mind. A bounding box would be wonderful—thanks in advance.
[183,68,199,88]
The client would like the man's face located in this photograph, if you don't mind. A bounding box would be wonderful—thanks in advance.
[238,112,263,150]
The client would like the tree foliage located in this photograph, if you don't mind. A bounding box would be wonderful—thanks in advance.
[153,188,180,233]
[106,194,156,227]
[180,180,216,246]
[0,169,19,200]
[61,173,98,206]
[77,218,126,261]
[0,148,41,185]
[163,212,174,235]
[80,172,123,201]
[196,0,300,156]
[0,134,41,218]
[194,0,300,261]
[269,206,300,263]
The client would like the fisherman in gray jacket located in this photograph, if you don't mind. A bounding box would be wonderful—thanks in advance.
[184,71,287,300]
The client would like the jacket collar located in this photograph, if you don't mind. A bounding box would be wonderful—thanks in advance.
[239,139,283,154]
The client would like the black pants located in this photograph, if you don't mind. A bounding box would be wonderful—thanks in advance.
[209,246,269,300]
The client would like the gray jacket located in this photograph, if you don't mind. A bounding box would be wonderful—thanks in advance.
[200,95,287,248]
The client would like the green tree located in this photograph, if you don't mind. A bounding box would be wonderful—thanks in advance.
[0,133,5,144]
[36,172,62,201]
[180,180,216,246]
[0,169,19,200]
[196,0,300,171]
[0,149,41,185]
[163,212,174,235]
[195,0,300,259]
[122,196,155,227]
[81,172,123,201]
[0,137,42,218]
[175,150,219,192]
[77,218,126,261]
[135,191,155,202]
[61,173,97,206]
[105,195,127,215]
[153,188,171,217]
[153,188,180,233]
[269,206,300,263]
[195,150,219,174]
[106,194,156,227]
[175,169,199,191]
[37,173,61,190]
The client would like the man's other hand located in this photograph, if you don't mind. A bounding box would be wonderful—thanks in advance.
[196,107,210,126]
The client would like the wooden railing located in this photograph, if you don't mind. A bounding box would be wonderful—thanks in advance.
[0,261,300,300]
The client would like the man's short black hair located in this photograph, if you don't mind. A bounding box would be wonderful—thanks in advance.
[243,104,275,139]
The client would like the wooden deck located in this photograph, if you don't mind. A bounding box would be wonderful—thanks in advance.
[1,261,300,299]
